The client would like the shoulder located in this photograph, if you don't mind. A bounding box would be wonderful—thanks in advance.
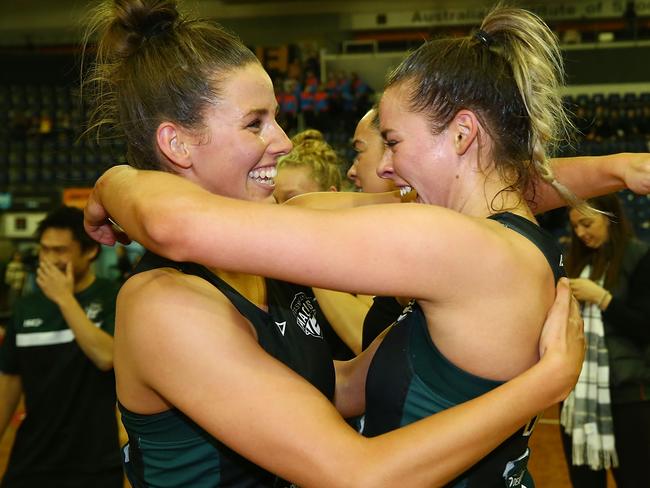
[117,267,250,337]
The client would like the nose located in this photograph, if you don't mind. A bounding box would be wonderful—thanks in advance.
[376,149,394,180]
[271,122,293,157]
[346,161,357,181]
[574,226,587,240]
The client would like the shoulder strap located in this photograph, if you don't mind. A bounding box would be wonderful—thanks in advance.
[132,251,265,323]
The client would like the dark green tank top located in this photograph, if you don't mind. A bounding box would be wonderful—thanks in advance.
[120,252,335,487]
[363,212,565,488]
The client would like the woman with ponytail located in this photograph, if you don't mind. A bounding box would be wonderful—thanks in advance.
[81,2,588,487]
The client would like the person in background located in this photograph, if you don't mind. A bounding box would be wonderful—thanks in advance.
[4,252,26,310]
[0,206,122,488]
[275,129,371,357]
[562,193,650,488]
[273,129,342,204]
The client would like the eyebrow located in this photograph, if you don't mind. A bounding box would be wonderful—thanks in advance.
[243,108,269,118]
[380,129,393,140]
[244,104,280,117]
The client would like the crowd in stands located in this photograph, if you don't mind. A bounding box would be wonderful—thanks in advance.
[0,84,126,187]
[563,92,650,156]
[1,76,650,242]
[274,69,375,143]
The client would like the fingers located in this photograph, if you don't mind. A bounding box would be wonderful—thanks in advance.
[551,277,571,318]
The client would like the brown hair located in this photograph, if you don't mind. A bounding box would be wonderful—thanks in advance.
[278,129,343,191]
[565,194,633,289]
[385,4,580,211]
[83,0,259,170]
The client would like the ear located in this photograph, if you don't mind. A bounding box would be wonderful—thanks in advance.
[84,244,99,262]
[451,110,479,156]
[327,186,338,192]
[157,122,193,171]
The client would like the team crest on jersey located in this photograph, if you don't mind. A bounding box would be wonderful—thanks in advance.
[85,302,103,321]
[290,292,323,338]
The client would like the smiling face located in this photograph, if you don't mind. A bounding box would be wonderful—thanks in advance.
[185,63,292,203]
[377,84,456,205]
[347,109,395,193]
[569,209,610,249]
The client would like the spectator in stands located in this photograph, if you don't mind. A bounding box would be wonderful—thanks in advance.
[563,193,650,488]
[277,78,298,135]
[0,206,122,488]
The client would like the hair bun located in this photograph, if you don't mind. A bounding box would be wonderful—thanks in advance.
[291,129,325,145]
[111,0,180,57]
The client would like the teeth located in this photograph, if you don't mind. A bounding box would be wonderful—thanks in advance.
[248,167,276,186]
[399,186,412,197]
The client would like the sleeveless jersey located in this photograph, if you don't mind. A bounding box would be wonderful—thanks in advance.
[120,252,335,488]
[363,212,565,488]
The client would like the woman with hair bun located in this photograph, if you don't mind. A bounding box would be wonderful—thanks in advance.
[83,3,587,487]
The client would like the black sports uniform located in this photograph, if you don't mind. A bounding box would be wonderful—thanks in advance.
[363,212,565,488]
[121,253,335,488]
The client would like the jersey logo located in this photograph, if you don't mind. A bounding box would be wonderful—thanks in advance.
[502,448,530,488]
[85,302,103,321]
[275,321,287,336]
[559,253,564,267]
[394,300,415,325]
[23,318,43,328]
[290,292,323,338]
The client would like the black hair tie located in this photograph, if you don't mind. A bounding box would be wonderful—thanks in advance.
[474,29,493,48]
[141,19,174,41]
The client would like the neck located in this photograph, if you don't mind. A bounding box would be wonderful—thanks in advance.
[449,167,534,221]
[74,270,96,293]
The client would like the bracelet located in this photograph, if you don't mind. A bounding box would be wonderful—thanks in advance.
[597,290,610,308]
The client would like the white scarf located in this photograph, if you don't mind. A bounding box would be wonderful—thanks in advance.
[560,266,618,470]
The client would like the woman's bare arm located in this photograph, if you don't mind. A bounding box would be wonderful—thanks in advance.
[85,166,509,302]
[537,153,650,212]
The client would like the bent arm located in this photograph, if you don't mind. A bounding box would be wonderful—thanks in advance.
[56,296,114,371]
[284,189,402,209]
[86,167,501,301]
[123,275,581,488]
[537,153,650,212]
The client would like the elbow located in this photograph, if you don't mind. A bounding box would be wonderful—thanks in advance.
[95,355,114,372]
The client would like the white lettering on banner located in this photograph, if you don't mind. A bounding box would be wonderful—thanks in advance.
[348,1,637,31]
